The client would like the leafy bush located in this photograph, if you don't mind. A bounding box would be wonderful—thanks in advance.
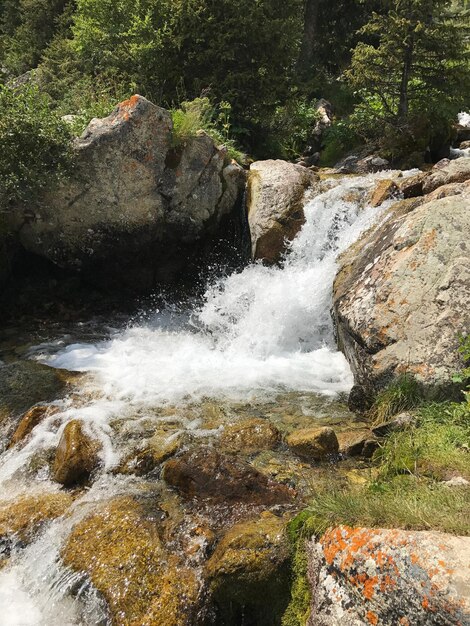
[0,84,73,205]
[319,118,360,166]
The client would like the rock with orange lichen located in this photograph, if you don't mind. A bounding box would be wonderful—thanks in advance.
[53,420,101,486]
[16,95,247,292]
[308,526,470,625]
[333,190,470,399]
[62,496,200,626]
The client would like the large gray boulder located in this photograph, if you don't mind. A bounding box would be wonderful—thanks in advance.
[333,190,470,396]
[247,160,318,263]
[14,95,247,291]
[308,526,470,625]
[422,157,470,194]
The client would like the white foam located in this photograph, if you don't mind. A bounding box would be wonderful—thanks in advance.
[46,174,390,404]
[458,111,470,128]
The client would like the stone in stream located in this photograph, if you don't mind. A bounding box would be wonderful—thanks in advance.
[53,419,101,486]
[398,171,429,198]
[0,361,68,449]
[219,418,281,454]
[205,512,291,625]
[8,404,59,448]
[62,496,200,626]
[286,426,339,461]
[308,526,470,625]
[0,492,73,554]
[118,430,186,476]
[368,179,398,208]
[333,189,470,398]
[337,429,377,458]
[247,159,318,264]
[163,447,294,505]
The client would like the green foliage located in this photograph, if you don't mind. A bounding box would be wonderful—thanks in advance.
[267,97,320,160]
[345,0,470,160]
[319,119,360,166]
[0,0,74,77]
[306,477,470,536]
[369,374,423,425]
[452,334,470,387]
[171,98,247,165]
[0,84,73,205]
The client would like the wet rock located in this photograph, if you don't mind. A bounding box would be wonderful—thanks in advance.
[368,179,398,207]
[398,171,428,198]
[163,447,294,505]
[62,496,200,626]
[220,418,281,454]
[372,412,414,437]
[422,157,470,194]
[15,95,247,292]
[459,140,470,150]
[206,512,291,625]
[118,431,185,476]
[333,192,470,396]
[53,420,101,486]
[335,154,390,175]
[0,361,67,448]
[337,429,376,457]
[286,427,339,461]
[9,404,59,448]
[247,160,318,263]
[0,492,72,554]
[308,526,470,625]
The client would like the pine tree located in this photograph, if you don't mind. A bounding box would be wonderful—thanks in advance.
[346,0,469,155]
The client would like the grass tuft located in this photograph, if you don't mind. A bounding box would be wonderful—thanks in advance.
[369,374,423,426]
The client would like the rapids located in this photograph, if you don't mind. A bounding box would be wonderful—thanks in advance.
[0,171,401,624]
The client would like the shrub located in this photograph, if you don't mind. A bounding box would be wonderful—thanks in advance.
[0,84,73,206]
[268,97,320,160]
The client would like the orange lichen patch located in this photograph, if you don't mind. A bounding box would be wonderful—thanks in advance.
[399,617,410,625]
[363,575,379,600]
[116,95,141,122]
[366,610,379,625]
[421,228,438,252]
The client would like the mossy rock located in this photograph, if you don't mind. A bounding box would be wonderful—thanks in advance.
[62,496,200,626]
[118,431,186,476]
[206,512,292,625]
[0,361,69,447]
[286,427,339,462]
[0,492,73,555]
[220,418,281,454]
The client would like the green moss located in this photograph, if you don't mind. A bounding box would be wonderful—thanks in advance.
[281,512,319,626]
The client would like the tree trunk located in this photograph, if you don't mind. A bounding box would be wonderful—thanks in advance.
[397,37,414,121]
[297,0,320,78]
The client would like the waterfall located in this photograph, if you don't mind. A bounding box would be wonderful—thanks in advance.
[0,171,398,624]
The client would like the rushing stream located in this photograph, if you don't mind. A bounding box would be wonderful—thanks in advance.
[0,172,400,624]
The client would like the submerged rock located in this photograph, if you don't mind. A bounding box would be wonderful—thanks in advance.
[308,526,470,625]
[163,447,294,505]
[247,160,317,263]
[0,492,72,554]
[14,95,247,292]
[219,418,281,454]
[53,419,101,486]
[286,427,339,461]
[206,512,291,625]
[62,496,200,626]
[118,431,186,476]
[333,191,470,396]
